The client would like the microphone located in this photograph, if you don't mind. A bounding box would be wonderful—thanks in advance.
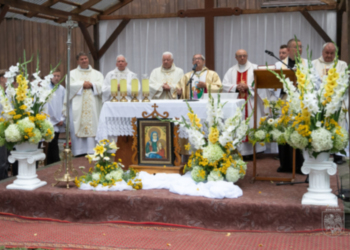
[265,49,294,72]
[265,50,274,56]
[192,63,197,71]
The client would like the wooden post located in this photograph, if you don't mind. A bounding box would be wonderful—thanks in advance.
[93,23,100,70]
[204,0,215,70]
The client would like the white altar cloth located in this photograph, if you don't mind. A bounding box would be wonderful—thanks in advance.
[95,99,245,142]
[79,171,243,199]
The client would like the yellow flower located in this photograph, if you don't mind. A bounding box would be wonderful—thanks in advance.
[94,145,106,157]
[111,153,115,157]
[13,114,22,120]
[109,141,119,151]
[184,143,191,151]
[19,105,27,110]
[208,127,219,144]
[328,68,335,76]
[85,154,94,164]
[262,98,269,108]
[8,110,16,116]
[28,116,35,122]
[35,114,46,121]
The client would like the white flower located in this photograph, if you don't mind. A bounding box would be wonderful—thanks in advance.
[103,157,110,161]
[311,128,333,152]
[4,124,22,142]
[9,64,19,74]
[270,129,282,141]
[254,130,266,141]
[207,169,224,182]
[187,128,205,150]
[92,173,100,181]
[316,121,322,128]
[225,167,240,183]
[289,131,308,150]
[267,118,275,125]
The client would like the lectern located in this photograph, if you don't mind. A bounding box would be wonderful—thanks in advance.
[252,69,297,183]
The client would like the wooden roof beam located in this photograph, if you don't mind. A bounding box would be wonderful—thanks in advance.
[70,0,102,14]
[319,0,336,5]
[78,21,98,61]
[0,0,97,24]
[102,0,133,16]
[98,19,130,59]
[0,4,9,25]
[300,9,332,42]
[8,7,57,21]
[26,0,60,18]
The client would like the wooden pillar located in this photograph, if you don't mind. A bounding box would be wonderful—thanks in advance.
[204,0,215,70]
[93,23,100,70]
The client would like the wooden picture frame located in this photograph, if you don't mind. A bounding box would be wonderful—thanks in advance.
[137,118,174,166]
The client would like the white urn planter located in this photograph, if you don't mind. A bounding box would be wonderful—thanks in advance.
[6,142,47,191]
[301,150,338,207]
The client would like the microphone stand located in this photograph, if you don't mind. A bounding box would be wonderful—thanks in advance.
[184,69,198,102]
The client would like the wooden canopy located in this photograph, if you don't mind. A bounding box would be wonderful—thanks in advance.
[0,0,345,69]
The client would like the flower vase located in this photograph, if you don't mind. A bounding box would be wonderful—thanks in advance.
[301,150,338,207]
[6,142,47,191]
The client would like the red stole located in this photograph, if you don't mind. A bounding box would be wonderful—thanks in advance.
[237,70,249,142]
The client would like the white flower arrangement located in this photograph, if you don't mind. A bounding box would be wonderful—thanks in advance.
[268,39,349,157]
[168,86,250,183]
[75,139,142,190]
[0,52,59,150]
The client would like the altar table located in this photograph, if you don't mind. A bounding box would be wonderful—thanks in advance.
[95,99,245,142]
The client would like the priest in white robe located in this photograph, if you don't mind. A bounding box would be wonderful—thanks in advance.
[222,49,266,158]
[102,55,140,103]
[63,52,103,156]
[149,52,184,99]
[313,42,347,89]
[313,42,348,164]
[47,70,65,164]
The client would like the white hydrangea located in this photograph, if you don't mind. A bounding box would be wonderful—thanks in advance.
[202,143,225,163]
[207,169,224,182]
[289,131,308,150]
[332,128,349,152]
[270,129,282,141]
[311,128,333,152]
[225,167,240,183]
[92,172,100,181]
[254,130,266,141]
[110,170,123,180]
[5,124,22,142]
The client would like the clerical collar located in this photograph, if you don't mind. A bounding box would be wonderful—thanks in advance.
[114,67,130,74]
[78,65,92,72]
[318,56,333,65]
[161,63,176,73]
[287,57,296,68]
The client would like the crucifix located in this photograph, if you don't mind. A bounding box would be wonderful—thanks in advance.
[178,0,242,71]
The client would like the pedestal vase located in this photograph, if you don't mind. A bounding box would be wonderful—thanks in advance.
[6,142,47,191]
[301,150,338,207]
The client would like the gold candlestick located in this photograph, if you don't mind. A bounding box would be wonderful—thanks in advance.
[120,92,128,102]
[142,92,150,102]
[131,92,139,102]
[110,91,118,102]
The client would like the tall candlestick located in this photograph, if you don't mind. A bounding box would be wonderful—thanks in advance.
[142,79,149,93]
[111,79,118,93]
[131,79,138,93]
[120,79,127,93]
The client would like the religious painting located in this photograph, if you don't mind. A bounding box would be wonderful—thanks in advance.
[137,119,174,166]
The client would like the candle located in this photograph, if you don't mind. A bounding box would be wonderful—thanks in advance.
[142,79,149,93]
[120,79,127,93]
[131,79,138,93]
[111,79,118,93]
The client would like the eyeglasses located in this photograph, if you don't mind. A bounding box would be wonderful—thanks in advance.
[193,57,204,61]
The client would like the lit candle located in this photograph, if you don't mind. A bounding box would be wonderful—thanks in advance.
[142,79,149,93]
[111,79,118,93]
[131,79,138,93]
[120,79,127,93]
